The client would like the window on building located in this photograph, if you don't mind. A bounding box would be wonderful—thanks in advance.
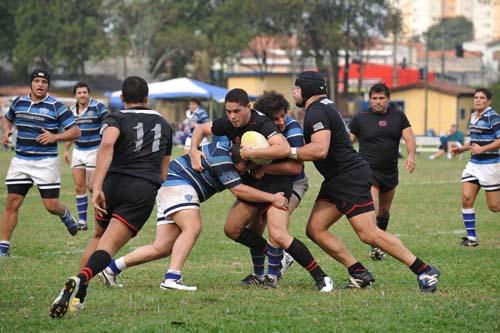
[460,108,466,119]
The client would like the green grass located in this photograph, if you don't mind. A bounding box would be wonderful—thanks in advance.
[0,147,498,332]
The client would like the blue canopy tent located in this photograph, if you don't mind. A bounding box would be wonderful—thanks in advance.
[107,77,229,109]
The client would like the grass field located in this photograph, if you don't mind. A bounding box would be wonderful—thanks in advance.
[0,146,498,332]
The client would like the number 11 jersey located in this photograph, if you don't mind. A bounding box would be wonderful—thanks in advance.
[101,107,173,186]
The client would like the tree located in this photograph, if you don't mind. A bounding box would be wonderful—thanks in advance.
[14,0,107,76]
[0,0,18,60]
[426,16,473,51]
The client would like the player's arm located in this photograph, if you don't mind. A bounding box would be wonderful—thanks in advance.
[350,133,357,143]
[451,141,470,156]
[1,115,13,145]
[189,121,212,171]
[295,130,331,161]
[252,160,303,180]
[63,141,73,165]
[37,125,80,144]
[160,155,171,182]
[240,133,291,160]
[92,126,120,215]
[229,184,288,209]
[401,127,416,173]
[470,138,500,155]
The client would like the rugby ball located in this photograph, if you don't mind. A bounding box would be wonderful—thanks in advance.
[241,131,273,165]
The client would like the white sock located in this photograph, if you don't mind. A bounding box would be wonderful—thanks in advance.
[115,257,128,271]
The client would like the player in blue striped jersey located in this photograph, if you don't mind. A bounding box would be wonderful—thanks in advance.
[241,91,309,286]
[0,69,81,257]
[63,82,108,231]
[451,88,500,247]
[100,140,288,291]
[183,98,209,153]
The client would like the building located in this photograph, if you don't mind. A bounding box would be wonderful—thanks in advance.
[391,81,475,135]
[391,0,500,42]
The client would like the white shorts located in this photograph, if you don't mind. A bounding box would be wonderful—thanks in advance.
[5,156,61,190]
[184,136,208,150]
[292,176,309,202]
[156,184,200,225]
[71,148,97,169]
[461,161,500,191]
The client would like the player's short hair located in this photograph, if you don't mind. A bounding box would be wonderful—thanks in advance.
[189,97,201,105]
[474,88,492,100]
[225,88,249,106]
[254,90,289,118]
[369,83,391,98]
[73,81,90,95]
[122,76,149,103]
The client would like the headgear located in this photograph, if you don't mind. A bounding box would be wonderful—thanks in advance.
[294,71,327,107]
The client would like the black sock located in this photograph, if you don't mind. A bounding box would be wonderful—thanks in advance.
[286,238,326,282]
[376,214,390,231]
[75,283,88,303]
[409,257,429,275]
[347,262,366,275]
[235,228,268,254]
[77,250,112,284]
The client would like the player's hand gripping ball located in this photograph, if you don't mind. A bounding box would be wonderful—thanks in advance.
[240,131,273,165]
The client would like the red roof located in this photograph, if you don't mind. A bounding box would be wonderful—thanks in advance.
[338,63,436,88]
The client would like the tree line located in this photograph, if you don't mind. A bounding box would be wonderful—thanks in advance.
[1,0,405,99]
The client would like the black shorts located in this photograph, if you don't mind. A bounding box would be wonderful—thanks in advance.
[370,168,398,193]
[96,173,159,237]
[317,164,374,218]
[240,174,293,208]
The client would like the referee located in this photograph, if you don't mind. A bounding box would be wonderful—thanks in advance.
[349,83,416,260]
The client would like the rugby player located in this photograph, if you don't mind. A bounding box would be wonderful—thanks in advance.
[50,76,172,318]
[291,71,440,292]
[0,69,81,258]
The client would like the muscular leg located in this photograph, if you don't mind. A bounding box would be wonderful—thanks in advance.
[224,200,261,241]
[41,198,67,216]
[485,190,500,212]
[0,193,25,242]
[72,168,87,197]
[123,224,181,268]
[78,222,106,270]
[85,168,95,193]
[461,182,481,242]
[349,211,416,266]
[306,200,357,268]
[168,209,202,271]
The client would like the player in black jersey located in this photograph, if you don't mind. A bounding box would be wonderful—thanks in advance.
[291,71,440,292]
[349,83,416,260]
[50,76,173,318]
[190,88,333,291]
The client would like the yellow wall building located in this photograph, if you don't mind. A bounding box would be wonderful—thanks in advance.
[391,82,475,136]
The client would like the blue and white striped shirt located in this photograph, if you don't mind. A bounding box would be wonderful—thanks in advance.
[6,95,76,160]
[469,107,500,164]
[283,115,306,181]
[71,98,107,150]
[164,140,242,201]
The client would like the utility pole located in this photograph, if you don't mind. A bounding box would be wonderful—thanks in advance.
[424,32,430,135]
[343,2,351,96]
[440,0,445,79]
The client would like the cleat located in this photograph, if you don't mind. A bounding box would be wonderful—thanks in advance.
[62,213,78,236]
[99,268,123,288]
[316,276,334,292]
[418,265,440,293]
[262,275,278,289]
[160,278,197,291]
[277,251,294,280]
[460,237,478,247]
[77,220,88,231]
[346,270,375,289]
[69,297,85,313]
[50,276,80,319]
[240,274,264,286]
[370,247,386,261]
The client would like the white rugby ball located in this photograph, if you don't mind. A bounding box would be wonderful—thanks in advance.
[241,131,273,165]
